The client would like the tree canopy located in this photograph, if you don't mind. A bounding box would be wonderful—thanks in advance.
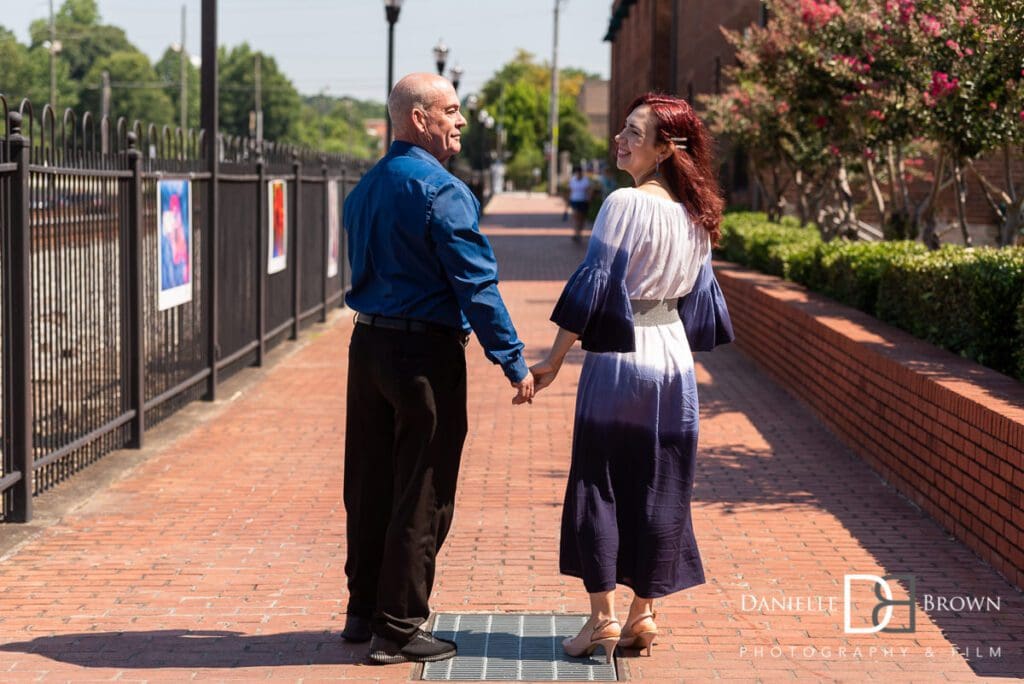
[462,50,607,187]
[2,1,605,166]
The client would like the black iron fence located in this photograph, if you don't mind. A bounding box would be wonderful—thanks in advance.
[0,97,370,522]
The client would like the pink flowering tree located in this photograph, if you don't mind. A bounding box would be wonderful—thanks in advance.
[906,0,1024,246]
[704,0,855,233]
[702,0,1024,246]
[701,81,798,221]
[952,0,1024,247]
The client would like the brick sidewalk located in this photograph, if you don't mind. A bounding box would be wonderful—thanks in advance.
[0,193,1021,682]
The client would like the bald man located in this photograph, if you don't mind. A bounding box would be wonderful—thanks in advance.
[341,73,534,664]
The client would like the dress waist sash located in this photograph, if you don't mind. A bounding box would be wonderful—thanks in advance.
[629,298,680,327]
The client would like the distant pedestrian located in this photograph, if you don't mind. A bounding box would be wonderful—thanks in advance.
[599,164,618,202]
[531,93,734,662]
[340,72,534,665]
[567,165,593,243]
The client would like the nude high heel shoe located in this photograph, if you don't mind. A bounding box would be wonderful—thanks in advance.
[562,617,620,663]
[618,610,658,655]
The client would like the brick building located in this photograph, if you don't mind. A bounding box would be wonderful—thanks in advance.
[604,0,1023,243]
[605,0,762,126]
[577,79,610,141]
[605,0,762,205]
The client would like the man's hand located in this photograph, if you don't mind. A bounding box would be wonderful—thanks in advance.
[511,372,535,405]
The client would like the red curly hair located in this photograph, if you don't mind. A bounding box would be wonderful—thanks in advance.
[626,93,724,246]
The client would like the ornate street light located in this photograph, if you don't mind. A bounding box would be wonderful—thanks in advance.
[449,64,463,93]
[384,0,404,147]
[433,38,449,77]
[478,108,495,172]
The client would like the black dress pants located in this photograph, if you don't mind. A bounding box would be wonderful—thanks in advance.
[343,323,468,645]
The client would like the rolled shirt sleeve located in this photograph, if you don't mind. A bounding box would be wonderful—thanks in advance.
[429,182,529,383]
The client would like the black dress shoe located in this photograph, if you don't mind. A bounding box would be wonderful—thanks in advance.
[340,614,372,643]
[368,630,457,664]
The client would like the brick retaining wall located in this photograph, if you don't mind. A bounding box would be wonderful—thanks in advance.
[715,261,1024,590]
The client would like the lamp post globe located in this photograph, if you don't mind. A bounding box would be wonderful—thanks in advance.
[433,38,449,77]
[449,64,463,93]
[383,0,404,147]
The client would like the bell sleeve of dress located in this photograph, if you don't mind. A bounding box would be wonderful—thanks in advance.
[677,254,735,352]
[550,190,636,353]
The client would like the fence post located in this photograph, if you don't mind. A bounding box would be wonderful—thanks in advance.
[125,133,145,448]
[291,151,302,340]
[339,167,348,308]
[205,135,220,400]
[320,156,329,324]
[255,144,266,366]
[201,0,219,401]
[7,111,34,522]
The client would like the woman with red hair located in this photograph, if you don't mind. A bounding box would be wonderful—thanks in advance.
[531,93,734,661]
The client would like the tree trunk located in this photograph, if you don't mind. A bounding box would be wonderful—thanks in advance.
[886,143,900,214]
[836,161,858,237]
[1002,144,1019,247]
[952,157,973,247]
[865,156,887,228]
[770,164,784,221]
[966,156,1015,247]
[918,150,946,249]
[793,168,812,226]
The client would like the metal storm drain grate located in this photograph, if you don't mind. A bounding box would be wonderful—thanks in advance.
[420,613,619,681]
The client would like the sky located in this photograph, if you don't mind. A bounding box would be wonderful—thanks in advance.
[4,0,612,102]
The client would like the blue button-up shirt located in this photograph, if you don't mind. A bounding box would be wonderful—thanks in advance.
[344,141,528,382]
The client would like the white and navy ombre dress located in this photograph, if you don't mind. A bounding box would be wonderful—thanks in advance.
[552,187,734,598]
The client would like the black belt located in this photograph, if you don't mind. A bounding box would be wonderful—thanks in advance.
[354,312,469,343]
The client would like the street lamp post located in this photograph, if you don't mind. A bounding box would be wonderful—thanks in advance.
[478,109,495,191]
[47,0,61,110]
[448,64,463,93]
[384,0,403,147]
[433,39,449,77]
[548,0,564,195]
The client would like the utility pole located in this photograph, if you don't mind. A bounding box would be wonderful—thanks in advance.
[101,69,111,152]
[48,0,57,109]
[254,53,263,143]
[547,0,563,195]
[180,4,188,131]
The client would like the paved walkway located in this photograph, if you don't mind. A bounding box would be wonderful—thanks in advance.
[0,193,1022,682]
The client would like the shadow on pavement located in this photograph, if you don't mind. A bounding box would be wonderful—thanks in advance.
[483,194,1024,678]
[692,347,1024,679]
[0,630,368,668]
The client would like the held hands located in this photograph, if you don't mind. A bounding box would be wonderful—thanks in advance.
[513,328,576,405]
[511,372,535,405]
[529,356,561,393]
[509,354,560,406]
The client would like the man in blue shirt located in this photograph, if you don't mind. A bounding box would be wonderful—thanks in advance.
[341,72,534,665]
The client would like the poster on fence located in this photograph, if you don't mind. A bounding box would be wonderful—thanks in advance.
[268,179,288,274]
[157,178,193,311]
[327,180,340,278]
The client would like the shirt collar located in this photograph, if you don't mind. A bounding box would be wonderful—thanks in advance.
[388,140,445,170]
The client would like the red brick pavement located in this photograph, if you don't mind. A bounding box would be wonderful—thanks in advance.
[0,192,1021,682]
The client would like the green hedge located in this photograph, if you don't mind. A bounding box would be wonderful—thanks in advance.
[877,246,1024,376]
[718,212,1024,381]
[1018,298,1024,380]
[719,212,820,278]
